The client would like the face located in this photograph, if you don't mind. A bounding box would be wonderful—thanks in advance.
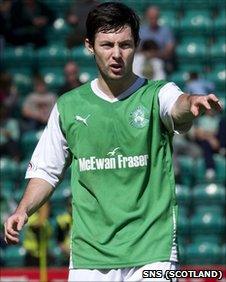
[86,25,136,81]
[64,62,79,83]
[146,8,159,28]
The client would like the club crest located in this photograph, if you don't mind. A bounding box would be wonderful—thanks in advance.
[129,105,149,128]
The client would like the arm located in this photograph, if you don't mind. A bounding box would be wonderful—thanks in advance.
[171,93,222,132]
[4,104,71,244]
[4,178,53,244]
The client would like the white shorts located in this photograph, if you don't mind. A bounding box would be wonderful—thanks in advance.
[68,261,178,281]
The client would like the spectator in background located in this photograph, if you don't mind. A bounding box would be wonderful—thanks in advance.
[58,61,83,96]
[133,39,166,80]
[193,111,221,180]
[22,75,56,131]
[139,6,176,73]
[3,0,55,48]
[66,0,99,48]
[23,203,53,266]
[217,114,226,157]
[185,71,215,95]
[56,198,72,266]
[0,0,13,46]
[0,72,18,117]
[0,105,21,162]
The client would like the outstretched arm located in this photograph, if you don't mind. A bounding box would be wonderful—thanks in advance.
[171,93,222,132]
[4,178,53,244]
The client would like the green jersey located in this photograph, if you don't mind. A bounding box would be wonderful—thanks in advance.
[57,78,178,269]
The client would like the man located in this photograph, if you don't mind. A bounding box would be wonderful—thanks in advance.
[4,2,222,281]
[58,61,83,96]
[139,6,176,73]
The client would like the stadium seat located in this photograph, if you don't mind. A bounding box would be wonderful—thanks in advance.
[45,0,71,17]
[193,155,226,184]
[180,10,212,35]
[168,71,188,89]
[210,38,226,61]
[206,65,226,92]
[41,69,64,92]
[50,179,71,217]
[175,184,191,207]
[37,45,70,68]
[177,155,194,186]
[192,183,225,206]
[176,39,207,63]
[71,45,96,67]
[140,0,181,11]
[4,246,26,267]
[180,0,212,9]
[2,45,34,69]
[20,130,43,159]
[0,158,19,181]
[12,72,33,97]
[79,66,98,83]
[158,10,178,30]
[222,244,226,264]
[46,18,73,45]
[185,241,222,265]
[213,10,226,35]
[190,210,225,235]
[177,207,190,236]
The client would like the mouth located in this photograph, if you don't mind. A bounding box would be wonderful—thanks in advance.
[109,63,123,73]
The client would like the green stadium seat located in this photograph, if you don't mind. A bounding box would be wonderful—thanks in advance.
[190,210,225,235]
[177,208,190,236]
[206,65,226,92]
[176,40,207,63]
[2,45,34,69]
[79,67,98,83]
[46,18,73,44]
[175,184,191,207]
[192,183,225,206]
[141,0,181,11]
[45,0,71,17]
[222,244,226,264]
[21,130,43,159]
[0,158,19,181]
[71,45,96,67]
[193,155,226,184]
[177,156,194,186]
[214,10,226,35]
[180,10,212,35]
[50,179,71,217]
[12,72,33,97]
[185,241,222,265]
[168,71,188,89]
[4,246,26,267]
[181,0,212,9]
[158,10,178,30]
[37,45,70,68]
[41,70,64,92]
[210,38,226,61]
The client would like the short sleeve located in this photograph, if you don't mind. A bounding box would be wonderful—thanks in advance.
[25,104,71,187]
[158,82,184,134]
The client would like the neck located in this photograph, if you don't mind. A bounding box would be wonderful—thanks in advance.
[97,73,138,99]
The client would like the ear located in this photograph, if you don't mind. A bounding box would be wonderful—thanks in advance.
[85,38,94,55]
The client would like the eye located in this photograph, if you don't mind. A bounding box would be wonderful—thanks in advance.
[101,43,112,49]
[120,43,132,49]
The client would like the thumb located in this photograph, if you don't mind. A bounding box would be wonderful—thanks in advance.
[17,215,27,231]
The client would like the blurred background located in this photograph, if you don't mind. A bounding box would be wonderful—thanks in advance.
[0,0,225,279]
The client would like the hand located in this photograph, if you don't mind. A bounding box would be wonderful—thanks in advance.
[4,212,28,245]
[189,94,222,117]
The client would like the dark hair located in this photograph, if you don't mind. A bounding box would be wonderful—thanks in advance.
[141,40,159,51]
[86,2,140,46]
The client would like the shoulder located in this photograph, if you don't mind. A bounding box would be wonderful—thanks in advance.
[57,82,91,105]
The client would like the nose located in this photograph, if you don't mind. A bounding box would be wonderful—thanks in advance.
[112,45,121,59]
